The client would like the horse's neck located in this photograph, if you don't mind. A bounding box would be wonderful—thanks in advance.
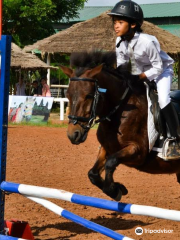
[97,72,127,104]
[96,71,147,121]
[95,72,129,119]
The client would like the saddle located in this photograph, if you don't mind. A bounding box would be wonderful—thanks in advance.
[147,81,165,137]
[147,82,180,157]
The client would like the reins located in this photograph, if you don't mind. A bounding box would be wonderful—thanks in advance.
[68,77,130,131]
[95,86,129,124]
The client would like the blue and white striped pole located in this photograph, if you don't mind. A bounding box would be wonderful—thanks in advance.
[0,36,12,235]
[26,196,133,240]
[0,236,26,240]
[2,181,180,221]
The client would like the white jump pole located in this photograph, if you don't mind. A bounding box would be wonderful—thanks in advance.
[1,181,180,222]
[25,195,133,240]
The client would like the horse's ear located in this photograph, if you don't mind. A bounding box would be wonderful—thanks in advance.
[60,65,73,78]
[86,64,104,78]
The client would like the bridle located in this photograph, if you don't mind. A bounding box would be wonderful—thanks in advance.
[68,76,129,131]
[68,77,101,131]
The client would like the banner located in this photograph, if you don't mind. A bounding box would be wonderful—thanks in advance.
[8,96,54,123]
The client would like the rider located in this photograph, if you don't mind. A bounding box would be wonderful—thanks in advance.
[107,0,180,160]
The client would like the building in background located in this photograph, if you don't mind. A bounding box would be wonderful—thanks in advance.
[54,2,180,38]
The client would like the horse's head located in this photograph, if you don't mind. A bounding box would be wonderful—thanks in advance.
[22,98,36,121]
[61,63,104,144]
[60,50,144,145]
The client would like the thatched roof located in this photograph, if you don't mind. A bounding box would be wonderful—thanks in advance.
[11,43,56,70]
[24,11,180,58]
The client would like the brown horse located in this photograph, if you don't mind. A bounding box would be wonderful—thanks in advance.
[61,50,180,201]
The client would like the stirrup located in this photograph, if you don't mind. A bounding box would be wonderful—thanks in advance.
[162,137,180,161]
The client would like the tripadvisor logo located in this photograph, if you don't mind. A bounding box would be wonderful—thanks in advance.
[135,227,143,235]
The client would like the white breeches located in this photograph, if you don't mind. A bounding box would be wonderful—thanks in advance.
[155,67,174,109]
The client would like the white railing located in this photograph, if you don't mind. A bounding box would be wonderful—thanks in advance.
[50,85,69,120]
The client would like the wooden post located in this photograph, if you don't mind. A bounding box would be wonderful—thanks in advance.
[46,53,51,86]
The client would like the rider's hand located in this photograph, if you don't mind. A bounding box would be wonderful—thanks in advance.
[139,73,147,80]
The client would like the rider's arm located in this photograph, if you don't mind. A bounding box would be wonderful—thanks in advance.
[143,41,163,81]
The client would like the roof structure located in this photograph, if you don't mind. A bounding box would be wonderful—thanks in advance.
[66,3,180,22]
[68,6,111,22]
[24,11,180,58]
[159,24,180,38]
[11,43,56,70]
[142,2,180,18]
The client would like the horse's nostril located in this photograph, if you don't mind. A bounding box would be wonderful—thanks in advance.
[74,130,80,141]
[67,128,88,144]
[67,130,81,143]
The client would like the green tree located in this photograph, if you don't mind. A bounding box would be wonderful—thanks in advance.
[3,0,87,47]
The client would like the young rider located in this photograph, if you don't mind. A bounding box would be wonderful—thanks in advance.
[108,0,180,160]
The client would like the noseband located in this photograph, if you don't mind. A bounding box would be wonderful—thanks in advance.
[68,76,129,131]
[68,77,102,131]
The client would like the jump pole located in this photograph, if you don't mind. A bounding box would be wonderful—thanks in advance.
[2,181,180,222]
[0,0,2,38]
[0,236,26,240]
[0,35,12,235]
[25,195,133,240]
[0,182,134,240]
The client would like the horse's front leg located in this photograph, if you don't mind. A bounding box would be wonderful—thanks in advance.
[103,143,140,201]
[88,146,106,190]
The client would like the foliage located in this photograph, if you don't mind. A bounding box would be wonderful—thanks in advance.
[10,69,18,86]
[174,61,179,76]
[50,54,70,84]
[3,0,87,47]
[173,61,179,83]
[32,100,50,115]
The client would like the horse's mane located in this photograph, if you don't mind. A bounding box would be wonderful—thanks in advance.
[70,50,145,94]
[70,50,116,70]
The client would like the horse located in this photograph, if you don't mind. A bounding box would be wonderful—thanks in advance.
[60,50,180,201]
[15,97,36,123]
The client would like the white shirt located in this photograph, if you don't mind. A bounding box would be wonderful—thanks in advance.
[116,32,174,81]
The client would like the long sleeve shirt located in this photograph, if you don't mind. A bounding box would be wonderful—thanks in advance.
[116,32,174,81]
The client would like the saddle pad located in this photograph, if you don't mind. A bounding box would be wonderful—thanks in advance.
[145,83,159,151]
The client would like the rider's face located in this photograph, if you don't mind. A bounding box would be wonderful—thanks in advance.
[113,17,136,37]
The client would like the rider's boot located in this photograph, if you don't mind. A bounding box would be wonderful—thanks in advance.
[161,102,180,160]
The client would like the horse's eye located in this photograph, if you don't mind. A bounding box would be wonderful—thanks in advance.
[86,94,94,100]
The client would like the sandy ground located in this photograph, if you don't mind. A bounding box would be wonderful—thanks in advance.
[3,122,180,240]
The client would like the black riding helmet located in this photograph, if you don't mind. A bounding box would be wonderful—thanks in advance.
[107,0,144,27]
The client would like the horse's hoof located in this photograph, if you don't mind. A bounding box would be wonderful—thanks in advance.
[113,188,122,201]
[115,182,128,196]
[113,182,128,201]
[103,182,126,201]
[103,187,122,201]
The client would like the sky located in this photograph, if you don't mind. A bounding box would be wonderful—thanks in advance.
[85,0,180,6]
